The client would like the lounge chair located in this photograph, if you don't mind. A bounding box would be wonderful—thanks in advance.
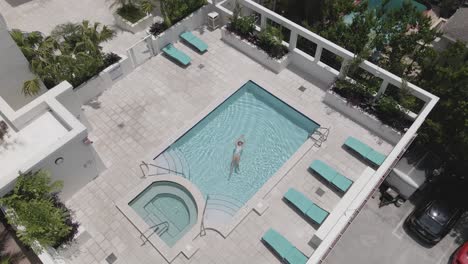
[180,31,208,53]
[343,136,387,166]
[162,44,191,66]
[262,228,308,264]
[309,160,353,193]
[284,188,329,225]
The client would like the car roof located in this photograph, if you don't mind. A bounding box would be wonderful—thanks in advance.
[426,200,459,224]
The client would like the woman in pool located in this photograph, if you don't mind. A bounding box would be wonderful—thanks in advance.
[229,135,245,177]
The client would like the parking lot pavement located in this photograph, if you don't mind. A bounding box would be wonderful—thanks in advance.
[323,194,464,264]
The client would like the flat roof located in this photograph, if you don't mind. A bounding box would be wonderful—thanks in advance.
[0,111,67,186]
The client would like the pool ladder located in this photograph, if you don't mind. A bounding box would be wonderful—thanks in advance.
[141,221,169,245]
[309,127,330,147]
[139,161,186,178]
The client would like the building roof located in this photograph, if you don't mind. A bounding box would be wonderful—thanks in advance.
[442,8,468,42]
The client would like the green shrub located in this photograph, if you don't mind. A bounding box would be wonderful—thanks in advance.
[117,3,146,23]
[149,22,168,36]
[103,52,122,68]
[160,0,207,26]
[257,26,288,59]
[231,16,256,37]
[372,96,411,131]
[0,171,79,252]
[332,79,411,131]
[332,79,374,107]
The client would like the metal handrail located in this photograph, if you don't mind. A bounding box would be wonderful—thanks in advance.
[140,161,186,177]
[156,222,169,236]
[164,151,188,179]
[141,221,170,244]
[165,151,179,174]
[200,195,209,236]
[309,126,330,147]
[173,149,191,180]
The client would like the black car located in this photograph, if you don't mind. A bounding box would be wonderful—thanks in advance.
[404,200,462,245]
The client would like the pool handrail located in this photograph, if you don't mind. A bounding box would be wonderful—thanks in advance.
[141,220,170,244]
[140,161,186,178]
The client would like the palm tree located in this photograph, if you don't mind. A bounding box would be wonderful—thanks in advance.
[10,30,43,61]
[140,0,154,14]
[22,78,41,97]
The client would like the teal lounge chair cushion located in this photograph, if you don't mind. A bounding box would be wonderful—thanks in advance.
[366,150,386,166]
[285,188,329,225]
[331,174,353,192]
[180,31,208,52]
[310,160,337,182]
[309,160,353,193]
[305,204,329,225]
[284,188,314,214]
[344,136,387,166]
[262,228,293,259]
[284,248,308,264]
[162,44,191,66]
[262,229,307,264]
[344,136,372,157]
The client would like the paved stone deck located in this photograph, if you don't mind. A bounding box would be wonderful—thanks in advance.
[0,0,147,55]
[56,28,394,264]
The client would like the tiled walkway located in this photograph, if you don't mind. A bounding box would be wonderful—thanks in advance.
[0,0,147,55]
[59,28,393,264]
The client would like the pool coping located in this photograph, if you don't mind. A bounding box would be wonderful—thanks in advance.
[132,79,322,252]
[116,175,206,263]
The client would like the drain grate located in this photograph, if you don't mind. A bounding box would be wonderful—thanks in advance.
[315,187,325,197]
[298,86,307,92]
[198,63,205,69]
[105,253,117,264]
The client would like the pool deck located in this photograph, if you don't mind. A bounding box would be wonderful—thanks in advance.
[0,0,147,55]
[61,28,393,264]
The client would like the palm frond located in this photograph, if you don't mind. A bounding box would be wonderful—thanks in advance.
[22,78,41,97]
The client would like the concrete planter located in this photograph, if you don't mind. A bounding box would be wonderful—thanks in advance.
[113,13,154,33]
[323,91,402,144]
[73,55,134,104]
[221,26,290,73]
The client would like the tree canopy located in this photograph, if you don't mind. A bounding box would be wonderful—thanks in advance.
[0,171,78,252]
[11,20,117,94]
[415,41,468,180]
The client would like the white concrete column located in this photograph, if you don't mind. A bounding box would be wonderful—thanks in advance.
[314,45,323,63]
[288,31,298,51]
[260,14,267,29]
[376,79,389,99]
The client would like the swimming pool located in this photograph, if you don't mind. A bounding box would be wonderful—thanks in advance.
[129,181,198,247]
[154,81,319,209]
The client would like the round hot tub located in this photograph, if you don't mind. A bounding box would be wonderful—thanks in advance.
[129,181,198,247]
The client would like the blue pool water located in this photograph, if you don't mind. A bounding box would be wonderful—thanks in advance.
[157,81,319,206]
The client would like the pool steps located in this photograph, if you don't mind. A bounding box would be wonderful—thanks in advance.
[203,194,244,227]
[152,149,190,179]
